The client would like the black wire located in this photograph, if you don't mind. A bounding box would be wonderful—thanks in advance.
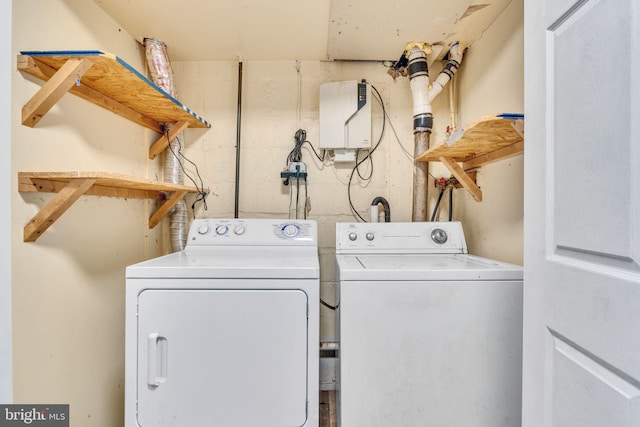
[287,129,304,164]
[288,175,294,219]
[355,85,386,181]
[287,128,325,165]
[347,161,367,222]
[304,139,326,162]
[448,186,453,221]
[347,84,386,222]
[285,129,322,219]
[380,99,438,181]
[164,129,208,213]
[304,177,308,220]
[320,298,338,310]
[431,188,445,222]
[295,173,300,219]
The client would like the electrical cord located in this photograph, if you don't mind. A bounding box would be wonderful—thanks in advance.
[286,129,325,165]
[448,186,453,221]
[431,187,445,221]
[347,84,386,221]
[285,129,322,219]
[384,107,413,160]
[304,177,308,219]
[164,129,208,214]
[320,298,338,310]
[295,172,300,219]
[375,88,437,181]
[355,85,385,180]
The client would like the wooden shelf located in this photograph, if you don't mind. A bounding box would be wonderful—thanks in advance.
[18,172,201,242]
[17,50,211,159]
[416,114,524,202]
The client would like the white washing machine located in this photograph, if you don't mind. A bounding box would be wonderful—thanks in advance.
[335,221,523,427]
[125,218,319,427]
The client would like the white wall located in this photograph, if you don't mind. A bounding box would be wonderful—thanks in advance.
[9,0,524,421]
[12,0,160,424]
[174,60,417,338]
[173,0,524,339]
[433,0,524,264]
[1,0,13,404]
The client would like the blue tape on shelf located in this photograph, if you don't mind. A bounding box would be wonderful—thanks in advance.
[20,50,104,57]
[497,113,524,120]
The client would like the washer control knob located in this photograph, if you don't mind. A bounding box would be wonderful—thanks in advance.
[366,232,375,241]
[283,224,299,237]
[348,232,358,241]
[215,224,229,236]
[431,228,448,244]
[197,224,210,235]
[234,224,246,235]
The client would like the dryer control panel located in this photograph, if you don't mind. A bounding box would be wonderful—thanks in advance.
[336,221,468,254]
[187,219,317,246]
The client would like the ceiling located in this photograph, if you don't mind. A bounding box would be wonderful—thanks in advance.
[94,0,512,62]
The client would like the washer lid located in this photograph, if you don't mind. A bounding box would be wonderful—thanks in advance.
[126,246,319,279]
[336,254,522,281]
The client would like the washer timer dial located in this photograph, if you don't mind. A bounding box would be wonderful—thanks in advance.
[282,224,300,238]
[431,228,448,244]
[215,224,229,236]
[233,224,246,235]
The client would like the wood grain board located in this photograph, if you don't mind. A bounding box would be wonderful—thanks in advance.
[19,172,199,242]
[416,115,524,163]
[18,50,211,130]
[19,172,198,195]
[416,115,524,202]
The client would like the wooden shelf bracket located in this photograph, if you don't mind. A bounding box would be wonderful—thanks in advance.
[417,114,524,202]
[439,157,483,202]
[19,172,201,242]
[23,178,96,242]
[16,50,213,243]
[149,121,190,159]
[17,50,211,133]
[21,57,94,128]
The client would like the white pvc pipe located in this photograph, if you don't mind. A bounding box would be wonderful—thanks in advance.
[406,42,463,222]
[449,75,457,132]
[429,42,463,102]
[370,205,379,222]
[408,47,433,133]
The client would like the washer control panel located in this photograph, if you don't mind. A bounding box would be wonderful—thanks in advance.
[336,221,467,254]
[187,218,317,246]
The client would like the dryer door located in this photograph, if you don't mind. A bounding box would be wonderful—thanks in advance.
[136,288,309,426]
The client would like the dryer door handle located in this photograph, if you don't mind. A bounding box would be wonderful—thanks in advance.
[147,332,168,387]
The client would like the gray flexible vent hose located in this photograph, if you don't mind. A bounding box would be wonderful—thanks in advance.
[144,38,188,252]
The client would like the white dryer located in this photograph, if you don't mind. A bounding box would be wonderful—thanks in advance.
[335,221,523,427]
[125,218,319,427]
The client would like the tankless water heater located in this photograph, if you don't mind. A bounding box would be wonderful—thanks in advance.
[319,80,371,162]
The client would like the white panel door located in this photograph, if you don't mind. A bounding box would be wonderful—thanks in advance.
[136,289,308,427]
[523,0,640,425]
